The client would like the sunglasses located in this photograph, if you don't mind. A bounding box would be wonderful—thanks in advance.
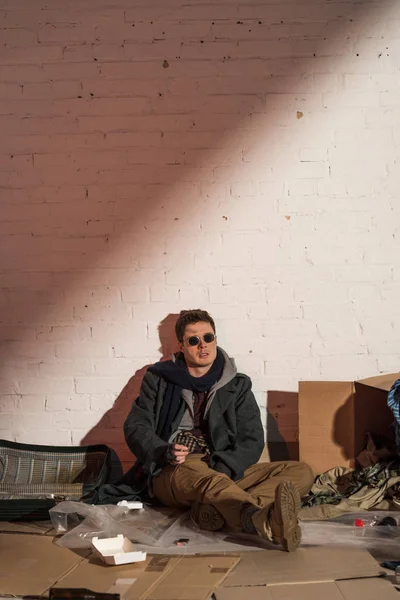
[186,333,216,346]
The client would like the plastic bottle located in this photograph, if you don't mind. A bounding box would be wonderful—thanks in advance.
[353,515,400,528]
[353,514,400,539]
[353,516,380,535]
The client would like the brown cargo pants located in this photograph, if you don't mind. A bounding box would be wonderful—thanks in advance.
[152,454,314,531]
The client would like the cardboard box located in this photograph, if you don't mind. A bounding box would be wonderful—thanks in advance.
[216,547,398,600]
[299,372,399,474]
[0,534,87,596]
[55,552,240,600]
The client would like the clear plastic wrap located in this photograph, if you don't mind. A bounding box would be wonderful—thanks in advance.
[50,502,400,555]
[329,510,400,527]
[301,511,400,553]
[49,501,183,548]
[49,501,229,550]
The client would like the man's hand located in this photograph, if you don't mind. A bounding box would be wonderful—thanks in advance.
[166,444,189,465]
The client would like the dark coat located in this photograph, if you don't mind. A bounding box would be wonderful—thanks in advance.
[123,369,264,482]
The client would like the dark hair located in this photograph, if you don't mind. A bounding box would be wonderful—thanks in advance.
[175,309,216,343]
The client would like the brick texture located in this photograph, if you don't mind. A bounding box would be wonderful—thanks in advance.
[1,0,400,469]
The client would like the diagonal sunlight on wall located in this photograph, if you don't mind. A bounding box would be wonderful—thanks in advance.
[1,0,400,465]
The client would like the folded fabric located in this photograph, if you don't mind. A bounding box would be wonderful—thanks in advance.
[300,459,400,520]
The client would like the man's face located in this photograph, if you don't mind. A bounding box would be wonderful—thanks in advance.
[180,321,217,370]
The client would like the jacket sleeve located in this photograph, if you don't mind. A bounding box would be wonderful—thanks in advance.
[123,371,169,475]
[212,377,265,481]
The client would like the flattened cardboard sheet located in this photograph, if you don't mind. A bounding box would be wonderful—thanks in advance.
[216,548,396,600]
[215,577,398,600]
[0,533,86,596]
[55,554,182,600]
[0,520,54,535]
[336,577,399,600]
[216,588,274,600]
[220,547,383,587]
[146,554,240,600]
[56,553,239,600]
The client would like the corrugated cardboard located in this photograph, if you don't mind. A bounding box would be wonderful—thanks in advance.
[360,372,400,392]
[215,577,399,600]
[0,520,54,535]
[215,547,397,600]
[0,533,87,596]
[0,530,239,600]
[144,555,240,600]
[2,532,396,600]
[54,554,182,600]
[299,372,399,473]
[220,547,383,587]
[56,552,240,600]
[335,578,399,600]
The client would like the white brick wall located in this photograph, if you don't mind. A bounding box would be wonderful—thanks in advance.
[1,0,400,466]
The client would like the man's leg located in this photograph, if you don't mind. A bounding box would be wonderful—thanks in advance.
[235,461,314,552]
[152,454,259,530]
[237,460,314,508]
[186,460,313,537]
[153,455,312,519]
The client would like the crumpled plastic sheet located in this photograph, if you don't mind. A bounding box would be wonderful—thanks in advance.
[301,510,400,554]
[49,501,232,550]
[50,502,400,555]
[50,502,181,548]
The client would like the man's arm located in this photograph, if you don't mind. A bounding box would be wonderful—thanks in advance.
[124,371,189,474]
[211,377,265,481]
[124,371,170,475]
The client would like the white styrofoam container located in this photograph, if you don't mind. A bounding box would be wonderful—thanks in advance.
[91,534,147,565]
[117,500,143,509]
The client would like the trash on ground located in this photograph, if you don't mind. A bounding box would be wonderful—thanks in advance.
[92,534,147,565]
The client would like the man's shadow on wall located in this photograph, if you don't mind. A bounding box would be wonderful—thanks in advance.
[266,392,297,462]
[81,313,180,480]
[82,312,293,479]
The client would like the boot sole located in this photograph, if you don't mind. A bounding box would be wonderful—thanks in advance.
[274,482,301,552]
[190,502,225,532]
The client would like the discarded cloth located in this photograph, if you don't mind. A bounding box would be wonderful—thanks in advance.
[299,459,400,520]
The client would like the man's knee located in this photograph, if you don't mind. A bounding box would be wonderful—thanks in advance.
[294,461,314,494]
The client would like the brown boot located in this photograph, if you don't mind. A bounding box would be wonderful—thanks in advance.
[190,502,225,531]
[251,481,301,552]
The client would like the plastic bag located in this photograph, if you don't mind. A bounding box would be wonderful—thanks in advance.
[329,510,400,527]
[301,510,400,551]
[50,502,400,554]
[49,501,229,550]
[151,511,230,551]
[50,501,182,548]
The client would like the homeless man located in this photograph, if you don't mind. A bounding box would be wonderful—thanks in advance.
[124,309,314,552]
